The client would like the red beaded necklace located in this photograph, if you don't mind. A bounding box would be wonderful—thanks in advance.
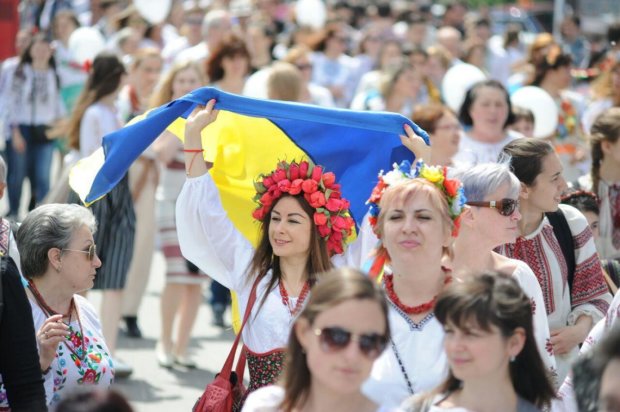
[384,274,452,315]
[28,280,87,361]
[279,280,311,317]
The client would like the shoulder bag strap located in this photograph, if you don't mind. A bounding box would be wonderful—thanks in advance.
[0,257,7,325]
[545,210,576,292]
[218,276,261,381]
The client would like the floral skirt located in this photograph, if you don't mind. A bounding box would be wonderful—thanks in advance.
[235,348,285,411]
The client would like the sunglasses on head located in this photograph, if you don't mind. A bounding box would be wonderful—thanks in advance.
[313,326,388,359]
[466,199,519,216]
[62,244,97,261]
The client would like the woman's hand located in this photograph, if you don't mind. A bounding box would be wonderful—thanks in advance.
[12,128,26,154]
[184,99,219,149]
[37,314,69,370]
[550,316,591,355]
[400,123,431,163]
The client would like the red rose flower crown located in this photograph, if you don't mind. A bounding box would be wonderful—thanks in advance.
[252,159,355,255]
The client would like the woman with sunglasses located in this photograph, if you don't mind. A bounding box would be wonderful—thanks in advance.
[497,138,612,383]
[243,267,396,412]
[402,273,555,412]
[452,162,557,380]
[0,204,114,409]
[360,162,466,407]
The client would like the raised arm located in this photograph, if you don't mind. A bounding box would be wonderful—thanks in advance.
[176,100,254,291]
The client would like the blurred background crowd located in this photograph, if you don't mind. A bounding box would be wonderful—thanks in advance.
[2,0,620,409]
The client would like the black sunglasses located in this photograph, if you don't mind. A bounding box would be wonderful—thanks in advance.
[466,199,519,216]
[313,326,388,359]
[62,244,97,261]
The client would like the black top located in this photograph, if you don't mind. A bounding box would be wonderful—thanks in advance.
[0,257,47,411]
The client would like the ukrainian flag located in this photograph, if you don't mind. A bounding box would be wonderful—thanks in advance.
[71,87,427,243]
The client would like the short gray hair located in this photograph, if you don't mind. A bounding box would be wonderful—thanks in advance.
[0,156,6,184]
[17,204,97,279]
[454,162,520,202]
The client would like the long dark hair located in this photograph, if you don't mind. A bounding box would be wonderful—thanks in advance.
[500,138,555,186]
[249,194,332,312]
[279,267,390,411]
[433,272,555,408]
[15,32,60,89]
[589,108,620,195]
[67,53,126,150]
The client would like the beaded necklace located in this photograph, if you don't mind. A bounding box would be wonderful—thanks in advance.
[279,280,310,317]
[28,280,87,361]
[384,274,452,315]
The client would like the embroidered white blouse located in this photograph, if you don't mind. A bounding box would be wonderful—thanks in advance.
[497,204,612,382]
[452,130,521,168]
[511,259,558,383]
[362,303,447,409]
[0,295,114,409]
[176,173,371,354]
[576,174,620,260]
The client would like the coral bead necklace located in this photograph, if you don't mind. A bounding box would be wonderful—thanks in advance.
[384,274,452,315]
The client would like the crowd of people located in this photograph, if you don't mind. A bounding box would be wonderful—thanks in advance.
[1,0,620,411]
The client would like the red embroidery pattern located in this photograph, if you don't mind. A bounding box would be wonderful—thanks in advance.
[510,226,564,315]
[571,254,609,309]
[545,338,554,356]
[573,226,592,249]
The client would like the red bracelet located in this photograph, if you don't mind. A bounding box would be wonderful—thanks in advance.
[183,149,204,153]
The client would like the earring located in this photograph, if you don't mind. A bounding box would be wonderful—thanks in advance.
[510,355,516,362]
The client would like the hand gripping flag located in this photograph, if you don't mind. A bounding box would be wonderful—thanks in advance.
[71,87,428,240]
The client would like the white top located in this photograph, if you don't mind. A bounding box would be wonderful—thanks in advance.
[576,174,620,260]
[3,64,66,126]
[511,260,558,383]
[243,385,402,412]
[79,103,122,158]
[362,303,447,408]
[452,130,521,168]
[176,173,372,353]
[53,41,88,88]
[581,98,612,135]
[497,204,612,382]
[0,295,114,409]
[311,52,358,107]
[557,291,620,412]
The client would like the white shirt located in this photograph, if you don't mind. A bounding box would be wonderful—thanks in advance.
[452,130,521,168]
[176,173,372,353]
[497,204,612,382]
[243,385,402,412]
[79,103,122,158]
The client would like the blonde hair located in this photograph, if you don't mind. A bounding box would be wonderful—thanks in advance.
[375,179,454,262]
[149,60,205,108]
[267,62,302,102]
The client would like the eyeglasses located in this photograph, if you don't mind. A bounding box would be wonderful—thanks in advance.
[62,244,97,261]
[466,199,519,216]
[313,326,388,359]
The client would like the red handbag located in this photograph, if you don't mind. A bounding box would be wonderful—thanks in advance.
[193,278,259,412]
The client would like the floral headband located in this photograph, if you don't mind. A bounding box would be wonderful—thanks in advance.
[252,159,355,255]
[366,160,467,238]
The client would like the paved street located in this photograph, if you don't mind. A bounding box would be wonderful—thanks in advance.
[88,252,236,412]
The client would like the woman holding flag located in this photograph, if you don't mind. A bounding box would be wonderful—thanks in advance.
[177,99,427,403]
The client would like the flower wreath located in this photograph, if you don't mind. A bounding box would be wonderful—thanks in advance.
[366,160,467,238]
[252,159,355,255]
